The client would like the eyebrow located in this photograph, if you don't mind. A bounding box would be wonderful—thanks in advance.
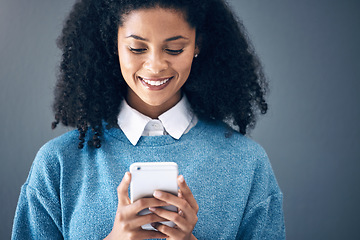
[126,34,188,42]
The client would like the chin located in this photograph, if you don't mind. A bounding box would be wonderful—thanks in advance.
[142,99,167,107]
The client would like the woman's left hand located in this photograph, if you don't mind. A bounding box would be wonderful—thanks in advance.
[149,175,198,240]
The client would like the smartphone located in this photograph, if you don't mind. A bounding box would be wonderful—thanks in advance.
[129,162,178,230]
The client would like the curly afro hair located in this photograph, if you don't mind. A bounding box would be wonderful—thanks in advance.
[52,0,268,149]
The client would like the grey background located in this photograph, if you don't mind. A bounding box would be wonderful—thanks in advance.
[1,0,359,239]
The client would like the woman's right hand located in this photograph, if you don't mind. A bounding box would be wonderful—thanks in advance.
[104,172,169,240]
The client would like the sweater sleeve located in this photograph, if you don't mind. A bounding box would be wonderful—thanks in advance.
[236,193,285,239]
[12,143,63,240]
[236,144,286,240]
[11,184,63,239]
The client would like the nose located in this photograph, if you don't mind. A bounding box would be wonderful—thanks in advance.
[143,50,168,74]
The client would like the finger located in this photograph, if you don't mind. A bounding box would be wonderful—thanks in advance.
[152,222,184,239]
[178,190,184,214]
[117,198,169,230]
[178,175,199,213]
[153,190,197,223]
[135,229,168,239]
[116,213,168,230]
[135,212,169,226]
[132,197,169,213]
[153,191,190,214]
[149,207,190,231]
[178,189,183,199]
[117,172,131,207]
[118,209,169,231]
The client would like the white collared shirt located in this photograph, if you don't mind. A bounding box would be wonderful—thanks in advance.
[117,96,198,145]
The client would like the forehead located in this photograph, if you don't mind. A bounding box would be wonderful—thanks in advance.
[118,8,195,39]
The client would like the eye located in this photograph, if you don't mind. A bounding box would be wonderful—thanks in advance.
[165,49,184,55]
[128,46,147,54]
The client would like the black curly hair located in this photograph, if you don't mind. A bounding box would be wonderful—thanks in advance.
[52,0,268,149]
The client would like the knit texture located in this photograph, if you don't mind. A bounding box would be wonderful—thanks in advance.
[12,120,285,239]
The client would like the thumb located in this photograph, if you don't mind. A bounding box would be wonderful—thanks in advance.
[117,172,131,207]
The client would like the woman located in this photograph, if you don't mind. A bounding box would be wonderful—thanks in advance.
[12,0,285,239]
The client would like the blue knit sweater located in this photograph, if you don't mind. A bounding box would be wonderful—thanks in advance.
[12,120,285,239]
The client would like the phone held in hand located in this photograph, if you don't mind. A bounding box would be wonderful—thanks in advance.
[129,162,179,230]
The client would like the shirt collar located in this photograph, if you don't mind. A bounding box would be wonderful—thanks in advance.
[117,95,195,146]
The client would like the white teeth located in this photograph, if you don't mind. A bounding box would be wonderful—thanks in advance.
[142,78,170,86]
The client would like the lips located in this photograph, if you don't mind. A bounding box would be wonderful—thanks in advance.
[138,76,173,90]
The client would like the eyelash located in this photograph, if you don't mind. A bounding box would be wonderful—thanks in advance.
[128,47,184,55]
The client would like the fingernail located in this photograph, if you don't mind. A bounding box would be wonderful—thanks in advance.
[124,172,129,180]
[179,175,184,183]
[149,207,156,212]
[153,190,162,198]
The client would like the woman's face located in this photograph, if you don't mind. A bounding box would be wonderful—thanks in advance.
[117,8,198,117]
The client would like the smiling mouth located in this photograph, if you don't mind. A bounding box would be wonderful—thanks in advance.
[139,76,173,86]
[138,76,174,90]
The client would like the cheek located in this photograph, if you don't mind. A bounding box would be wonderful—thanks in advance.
[119,51,141,76]
[175,56,194,79]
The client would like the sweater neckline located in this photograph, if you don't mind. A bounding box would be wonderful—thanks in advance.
[105,119,209,147]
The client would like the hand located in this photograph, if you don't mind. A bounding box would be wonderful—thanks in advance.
[104,172,168,240]
[149,175,199,240]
